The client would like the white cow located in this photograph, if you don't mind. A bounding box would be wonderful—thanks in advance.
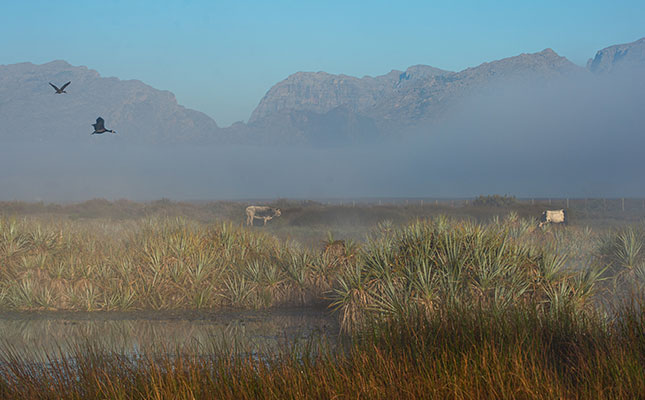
[539,209,566,227]
[246,206,282,226]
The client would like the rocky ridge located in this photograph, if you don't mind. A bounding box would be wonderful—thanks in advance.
[0,60,223,143]
[587,37,645,73]
[1,37,644,145]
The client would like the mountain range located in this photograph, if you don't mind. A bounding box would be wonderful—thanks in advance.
[1,37,644,146]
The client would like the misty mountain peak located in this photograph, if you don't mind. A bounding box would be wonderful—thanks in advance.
[538,48,556,55]
[248,64,454,124]
[587,37,645,73]
[0,60,221,143]
[43,60,73,68]
[400,65,451,81]
[465,48,578,75]
[3,38,644,147]
[247,47,583,142]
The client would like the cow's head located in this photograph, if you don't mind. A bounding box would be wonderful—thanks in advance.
[275,209,282,217]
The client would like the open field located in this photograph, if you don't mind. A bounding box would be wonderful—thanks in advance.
[2,196,645,245]
[0,198,643,397]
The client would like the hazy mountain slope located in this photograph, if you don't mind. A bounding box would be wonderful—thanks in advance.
[0,60,223,143]
[249,65,451,123]
[384,48,583,121]
[2,38,644,147]
[587,37,645,73]
[241,48,584,143]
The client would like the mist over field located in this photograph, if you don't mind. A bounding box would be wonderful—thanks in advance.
[1,64,644,201]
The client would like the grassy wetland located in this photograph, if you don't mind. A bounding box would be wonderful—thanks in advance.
[0,198,643,398]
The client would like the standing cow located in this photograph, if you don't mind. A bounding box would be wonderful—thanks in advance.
[539,209,566,227]
[246,206,282,226]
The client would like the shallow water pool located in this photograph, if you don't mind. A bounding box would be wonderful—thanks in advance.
[0,307,339,361]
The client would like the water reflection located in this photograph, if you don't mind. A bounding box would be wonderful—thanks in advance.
[0,308,339,360]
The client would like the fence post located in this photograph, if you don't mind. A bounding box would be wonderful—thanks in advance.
[352,200,355,208]
[421,199,423,206]
[548,198,552,205]
[566,198,569,208]
[622,198,625,212]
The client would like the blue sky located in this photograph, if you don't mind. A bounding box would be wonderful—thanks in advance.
[1,1,643,126]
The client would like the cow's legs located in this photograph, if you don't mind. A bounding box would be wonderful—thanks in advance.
[263,217,268,226]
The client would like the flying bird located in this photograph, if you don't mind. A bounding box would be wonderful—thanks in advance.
[49,81,71,94]
[91,117,116,135]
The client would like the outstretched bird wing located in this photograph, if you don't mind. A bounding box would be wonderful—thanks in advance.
[60,81,71,91]
[92,117,105,130]
[49,82,60,92]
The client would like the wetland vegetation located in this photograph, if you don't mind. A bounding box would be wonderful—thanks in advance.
[0,198,643,398]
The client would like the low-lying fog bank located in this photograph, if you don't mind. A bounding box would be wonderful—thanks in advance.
[2,71,644,202]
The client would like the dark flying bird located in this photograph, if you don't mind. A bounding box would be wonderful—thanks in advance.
[91,117,116,135]
[49,81,71,94]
